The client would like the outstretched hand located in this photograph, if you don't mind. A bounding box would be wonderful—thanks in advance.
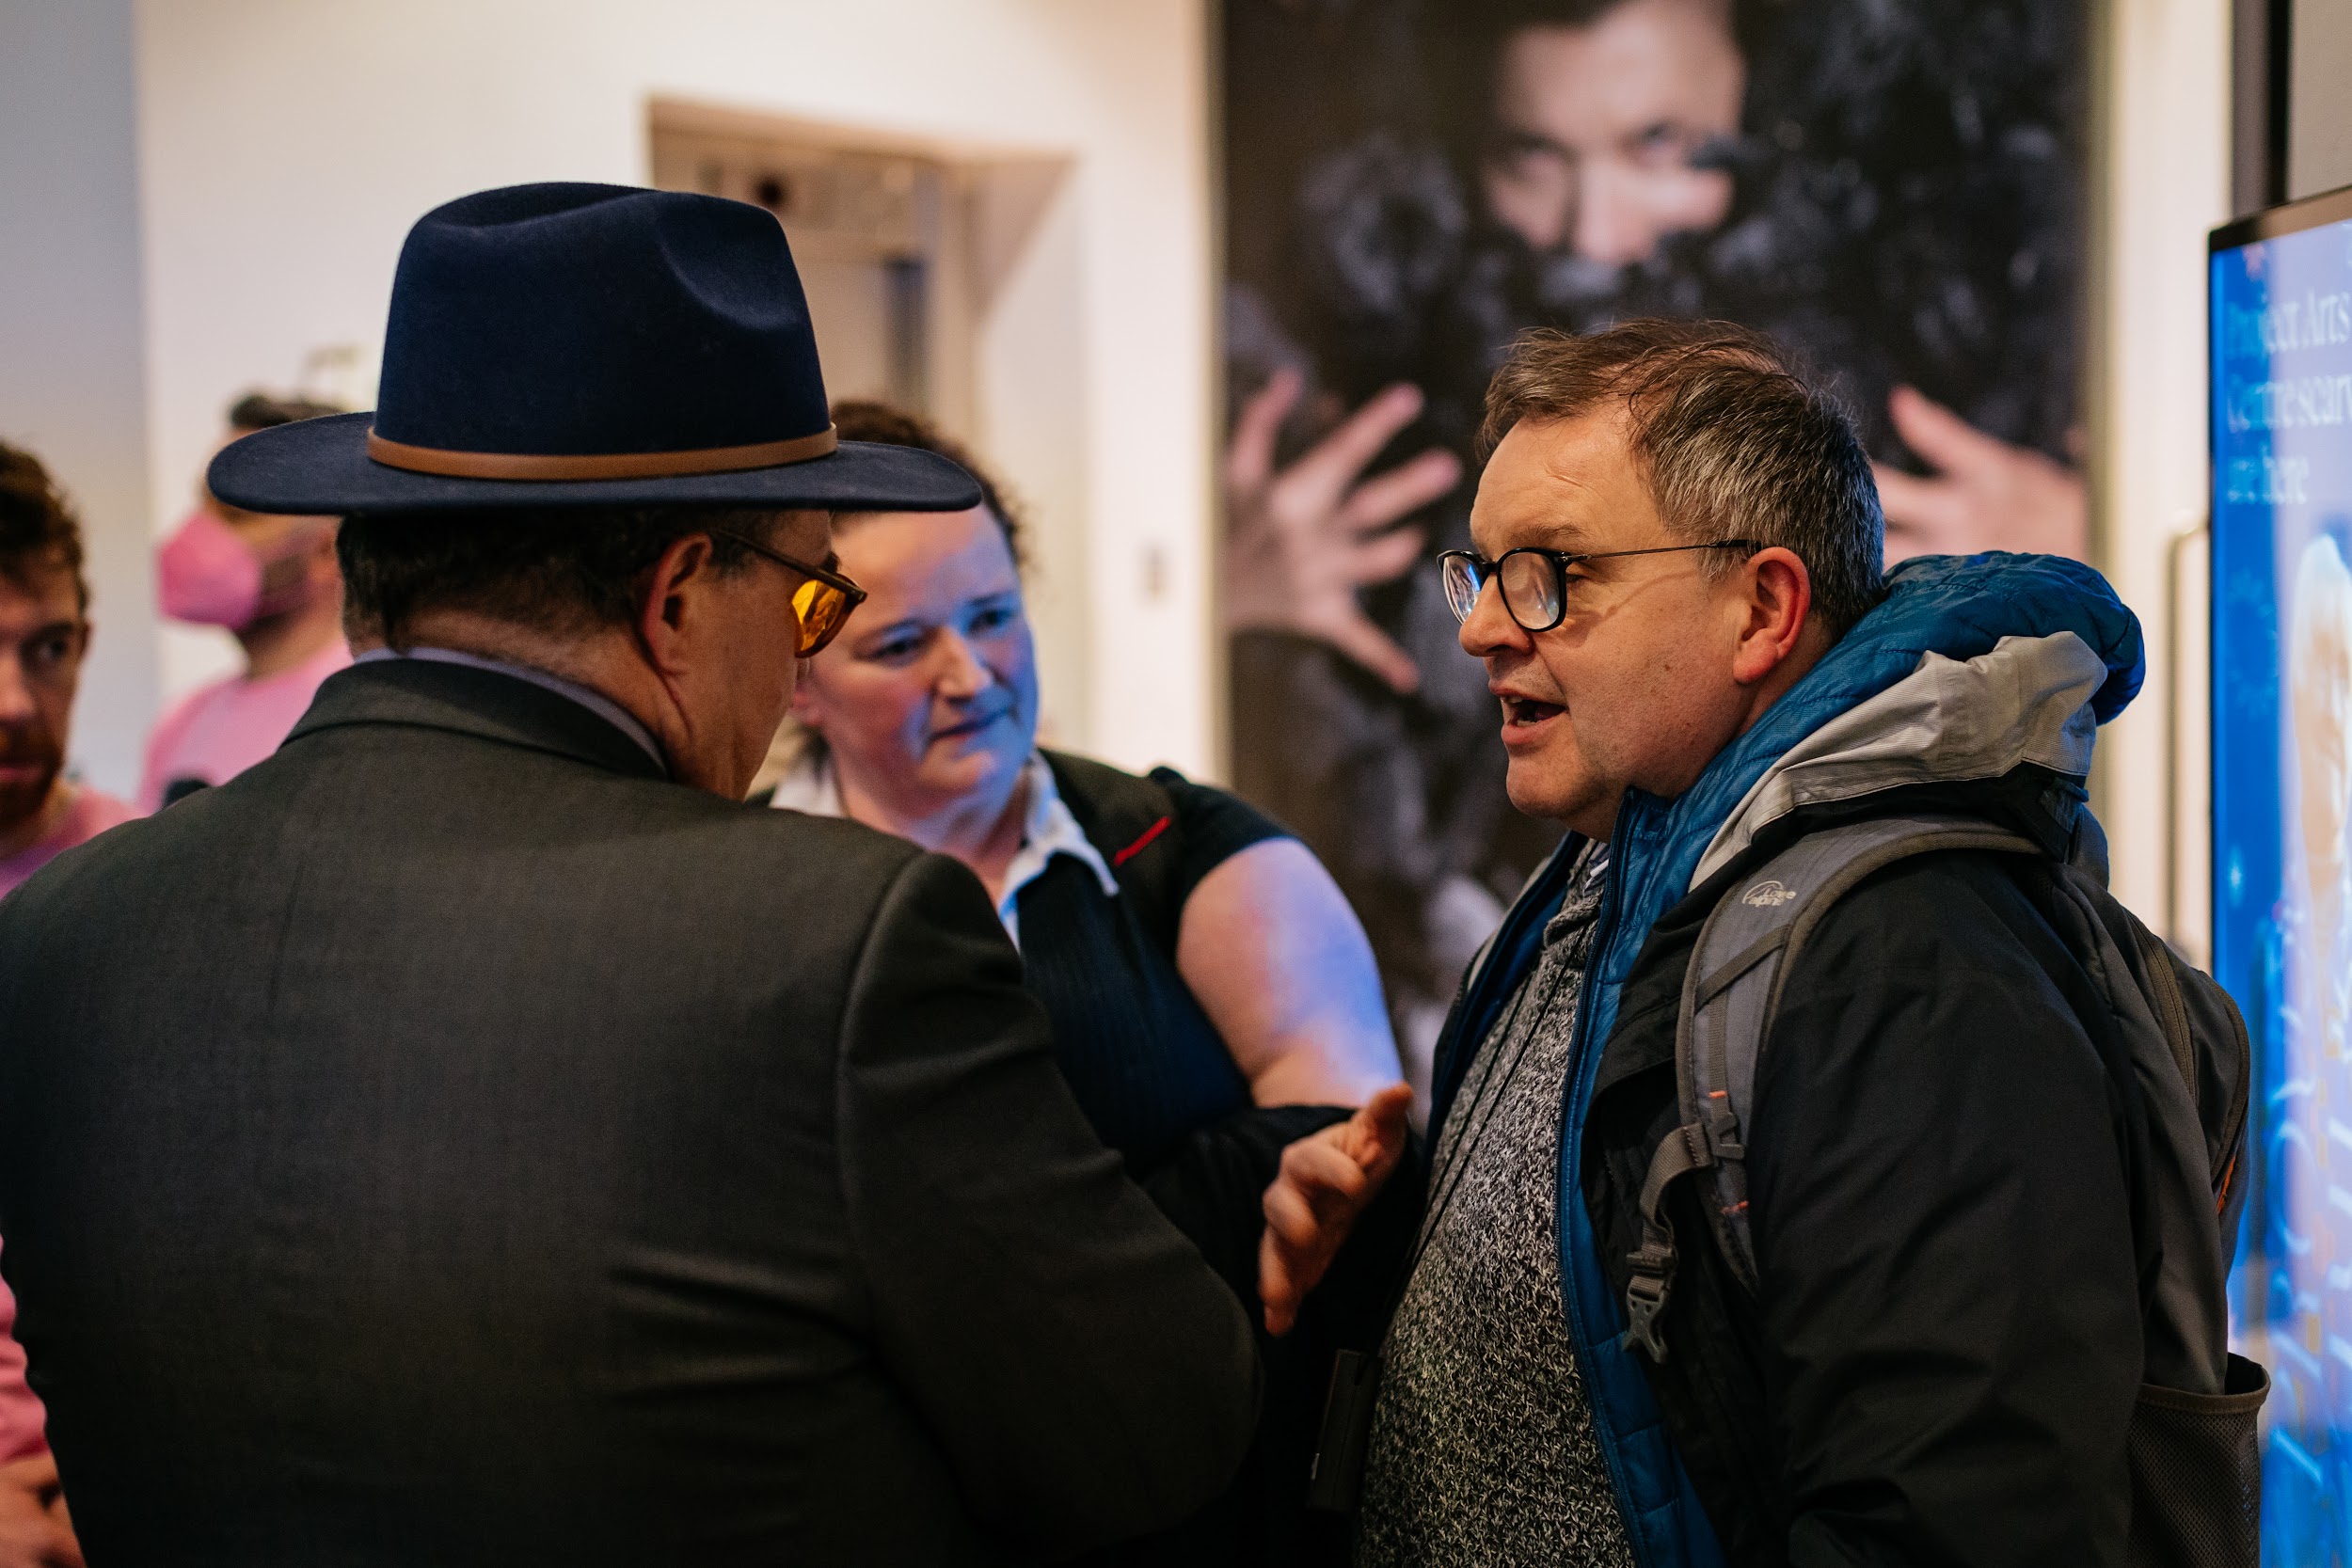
[1224,371,1462,694]
[1873,385,2087,563]
[1258,1083,1415,1337]
[0,1453,81,1568]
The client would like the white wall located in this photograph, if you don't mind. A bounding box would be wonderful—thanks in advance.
[129,0,1216,775]
[2290,0,2352,199]
[2091,0,2233,951]
[0,0,157,798]
[969,161,1096,749]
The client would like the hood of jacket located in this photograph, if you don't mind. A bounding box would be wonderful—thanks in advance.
[1690,626,2118,886]
[1606,551,2143,979]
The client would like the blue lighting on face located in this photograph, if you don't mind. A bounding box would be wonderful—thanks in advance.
[2213,208,2352,1565]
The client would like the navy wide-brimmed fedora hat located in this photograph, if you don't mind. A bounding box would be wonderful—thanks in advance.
[209,182,980,515]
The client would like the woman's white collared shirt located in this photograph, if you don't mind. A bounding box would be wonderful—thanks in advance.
[770,750,1118,947]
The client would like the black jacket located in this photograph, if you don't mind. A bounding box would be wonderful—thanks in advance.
[0,658,1258,1566]
[1583,773,2147,1566]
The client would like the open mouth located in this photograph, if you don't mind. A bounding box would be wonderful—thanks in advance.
[1500,695,1565,729]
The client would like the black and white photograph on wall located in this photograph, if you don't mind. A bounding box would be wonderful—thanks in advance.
[1220,0,2092,1093]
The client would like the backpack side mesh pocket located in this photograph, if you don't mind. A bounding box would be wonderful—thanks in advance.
[2126,1354,2267,1568]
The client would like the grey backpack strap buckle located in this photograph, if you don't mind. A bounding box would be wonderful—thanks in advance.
[1622,1123,1712,1361]
[1622,1263,1674,1363]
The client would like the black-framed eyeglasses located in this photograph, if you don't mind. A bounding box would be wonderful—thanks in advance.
[1437,540,1763,633]
[709,530,869,657]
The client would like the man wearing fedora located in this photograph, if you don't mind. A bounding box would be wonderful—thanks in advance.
[0,183,1261,1564]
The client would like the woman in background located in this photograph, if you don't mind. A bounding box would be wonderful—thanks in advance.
[767,401,1403,1160]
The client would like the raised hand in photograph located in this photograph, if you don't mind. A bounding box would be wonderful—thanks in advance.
[1874,385,2089,563]
[1223,369,1461,694]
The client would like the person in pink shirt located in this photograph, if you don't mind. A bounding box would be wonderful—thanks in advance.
[139,393,351,811]
[0,438,114,1566]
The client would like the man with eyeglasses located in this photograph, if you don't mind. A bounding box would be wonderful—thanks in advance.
[1256,319,2201,1565]
[0,185,1261,1564]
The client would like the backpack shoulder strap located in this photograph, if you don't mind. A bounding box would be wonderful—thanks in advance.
[1622,812,2042,1361]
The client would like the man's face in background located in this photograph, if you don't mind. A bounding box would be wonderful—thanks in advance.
[1480,0,1744,268]
[0,554,87,832]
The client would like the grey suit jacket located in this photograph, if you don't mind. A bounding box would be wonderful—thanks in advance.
[0,658,1258,1565]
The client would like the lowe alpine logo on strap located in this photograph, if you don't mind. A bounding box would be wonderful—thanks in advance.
[1741,879,1798,908]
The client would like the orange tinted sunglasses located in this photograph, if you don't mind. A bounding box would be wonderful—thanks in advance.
[710,530,868,656]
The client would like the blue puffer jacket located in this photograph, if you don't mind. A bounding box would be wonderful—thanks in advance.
[1422,553,2147,1568]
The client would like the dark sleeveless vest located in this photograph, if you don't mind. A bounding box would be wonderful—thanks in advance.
[1018,750,1270,1165]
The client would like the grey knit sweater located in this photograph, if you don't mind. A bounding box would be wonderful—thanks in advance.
[1357,842,1634,1568]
